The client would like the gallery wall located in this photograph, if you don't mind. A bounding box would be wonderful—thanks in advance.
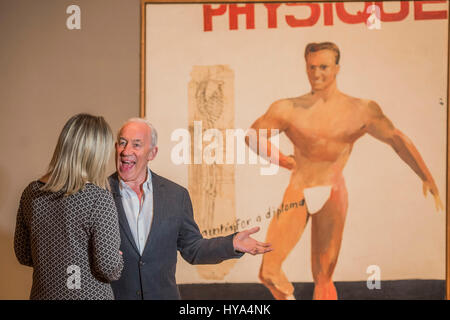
[0,0,448,300]
[0,0,140,299]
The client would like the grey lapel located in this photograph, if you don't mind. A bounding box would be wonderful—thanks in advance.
[142,170,165,256]
[109,173,140,255]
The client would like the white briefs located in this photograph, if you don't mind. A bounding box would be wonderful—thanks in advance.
[303,185,332,214]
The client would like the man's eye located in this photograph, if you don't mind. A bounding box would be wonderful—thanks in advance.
[133,144,141,148]
[320,66,327,70]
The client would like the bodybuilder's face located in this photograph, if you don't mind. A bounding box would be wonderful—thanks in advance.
[306,49,340,92]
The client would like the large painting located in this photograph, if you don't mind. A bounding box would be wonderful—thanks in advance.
[142,0,449,299]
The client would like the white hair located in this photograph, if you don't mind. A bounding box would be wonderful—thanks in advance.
[119,117,158,147]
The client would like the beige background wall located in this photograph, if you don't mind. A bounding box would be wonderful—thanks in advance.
[0,0,140,299]
[0,0,447,299]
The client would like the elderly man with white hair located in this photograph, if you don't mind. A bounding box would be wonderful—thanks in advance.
[109,118,273,300]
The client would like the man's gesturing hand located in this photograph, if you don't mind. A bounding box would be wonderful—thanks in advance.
[233,227,273,255]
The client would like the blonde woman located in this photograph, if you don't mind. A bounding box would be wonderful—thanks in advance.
[14,113,123,300]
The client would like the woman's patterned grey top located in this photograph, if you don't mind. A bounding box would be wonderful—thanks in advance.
[14,181,123,300]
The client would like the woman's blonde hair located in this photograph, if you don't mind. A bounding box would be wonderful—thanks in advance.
[41,113,114,196]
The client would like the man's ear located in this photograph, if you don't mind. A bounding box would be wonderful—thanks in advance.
[148,146,158,161]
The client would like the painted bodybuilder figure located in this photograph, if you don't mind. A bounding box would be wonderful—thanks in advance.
[247,42,443,300]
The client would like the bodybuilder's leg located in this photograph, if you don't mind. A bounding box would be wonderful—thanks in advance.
[311,176,348,300]
[259,183,308,300]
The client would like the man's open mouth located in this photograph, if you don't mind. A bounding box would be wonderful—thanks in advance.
[120,159,136,171]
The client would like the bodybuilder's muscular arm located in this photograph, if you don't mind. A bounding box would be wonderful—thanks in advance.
[365,101,442,208]
[246,99,294,169]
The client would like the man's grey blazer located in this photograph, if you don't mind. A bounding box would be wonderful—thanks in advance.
[109,171,242,300]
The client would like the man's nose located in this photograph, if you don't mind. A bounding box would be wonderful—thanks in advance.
[313,68,321,78]
[120,143,132,155]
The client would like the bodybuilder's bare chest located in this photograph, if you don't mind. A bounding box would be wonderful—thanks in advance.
[287,104,366,144]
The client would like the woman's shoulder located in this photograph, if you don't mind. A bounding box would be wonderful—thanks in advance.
[82,184,117,217]
[21,180,45,196]
[83,183,114,200]
[17,180,49,207]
